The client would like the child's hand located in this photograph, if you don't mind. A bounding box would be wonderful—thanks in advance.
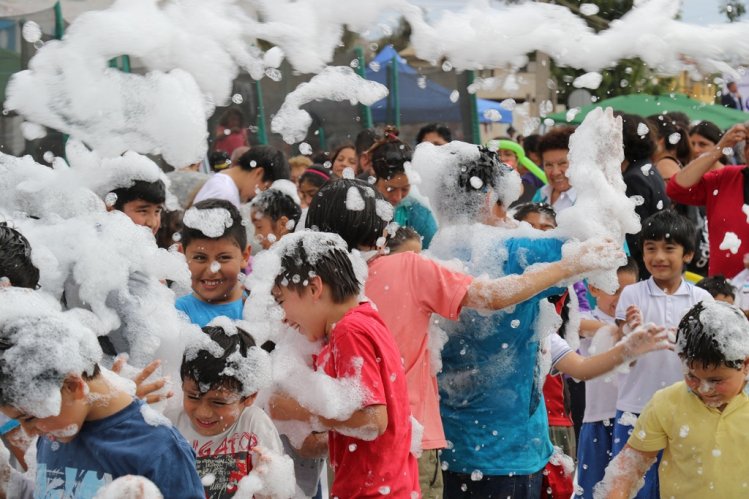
[619,323,671,361]
[111,357,173,404]
[624,305,643,332]
[268,392,312,423]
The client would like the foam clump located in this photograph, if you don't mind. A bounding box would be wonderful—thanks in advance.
[183,206,234,238]
[0,288,103,418]
[219,347,273,398]
[93,475,163,499]
[719,231,741,255]
[557,107,636,293]
[234,445,296,498]
[271,66,388,144]
[677,301,749,364]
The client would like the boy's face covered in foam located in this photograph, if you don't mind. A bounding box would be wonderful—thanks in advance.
[181,378,252,436]
[185,237,250,304]
[1,378,88,443]
[684,360,749,410]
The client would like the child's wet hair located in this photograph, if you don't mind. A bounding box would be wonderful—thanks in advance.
[306,179,389,250]
[275,235,361,304]
[0,223,40,289]
[618,257,639,279]
[639,209,696,254]
[676,301,748,370]
[368,126,412,181]
[697,275,736,300]
[180,198,247,250]
[386,226,422,252]
[512,202,557,224]
[251,189,302,226]
[180,324,272,394]
[299,165,332,189]
[110,179,166,211]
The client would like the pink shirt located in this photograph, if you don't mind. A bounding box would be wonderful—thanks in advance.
[366,252,473,450]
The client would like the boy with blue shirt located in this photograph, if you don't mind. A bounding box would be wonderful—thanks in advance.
[612,210,713,499]
[0,288,204,498]
[176,199,250,327]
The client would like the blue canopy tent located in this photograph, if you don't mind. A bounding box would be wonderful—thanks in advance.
[366,46,512,125]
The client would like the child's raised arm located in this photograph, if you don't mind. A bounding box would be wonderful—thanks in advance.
[555,324,670,381]
[595,445,658,499]
[463,237,624,311]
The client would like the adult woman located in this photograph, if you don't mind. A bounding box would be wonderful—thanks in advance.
[531,127,577,213]
[667,124,748,278]
[329,143,357,177]
[365,126,439,248]
[689,121,726,169]
[649,113,692,182]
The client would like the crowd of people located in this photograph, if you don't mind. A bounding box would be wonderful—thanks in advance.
[1,110,749,499]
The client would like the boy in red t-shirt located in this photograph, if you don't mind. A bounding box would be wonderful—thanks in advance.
[268,231,420,498]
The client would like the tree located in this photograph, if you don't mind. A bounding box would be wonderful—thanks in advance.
[720,1,746,22]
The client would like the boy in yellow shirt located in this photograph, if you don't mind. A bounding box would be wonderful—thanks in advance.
[596,300,749,499]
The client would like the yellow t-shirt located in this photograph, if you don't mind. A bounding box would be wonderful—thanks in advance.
[628,381,749,498]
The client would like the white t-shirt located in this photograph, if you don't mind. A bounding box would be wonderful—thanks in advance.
[580,308,619,423]
[173,405,284,498]
[549,333,573,374]
[614,277,713,413]
[193,172,241,208]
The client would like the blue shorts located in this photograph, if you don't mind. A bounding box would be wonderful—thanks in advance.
[612,410,661,499]
[574,418,614,499]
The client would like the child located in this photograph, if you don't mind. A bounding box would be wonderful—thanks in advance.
[108,178,166,236]
[0,223,40,289]
[0,288,204,498]
[385,226,423,254]
[696,275,736,304]
[176,199,250,327]
[296,166,331,209]
[250,187,302,250]
[173,322,288,498]
[575,259,639,499]
[612,209,713,499]
[268,232,420,498]
[596,300,749,499]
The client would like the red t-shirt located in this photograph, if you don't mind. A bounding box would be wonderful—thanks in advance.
[544,373,572,427]
[316,302,420,498]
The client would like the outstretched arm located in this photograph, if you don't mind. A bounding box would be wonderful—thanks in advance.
[555,324,669,381]
[463,237,624,311]
[597,445,658,499]
[672,124,746,188]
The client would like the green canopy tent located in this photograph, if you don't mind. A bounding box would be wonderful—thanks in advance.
[547,93,749,130]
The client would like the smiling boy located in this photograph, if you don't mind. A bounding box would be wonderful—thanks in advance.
[176,199,250,327]
[597,300,749,499]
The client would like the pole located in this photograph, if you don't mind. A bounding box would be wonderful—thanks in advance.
[120,55,131,73]
[390,54,400,127]
[53,2,64,40]
[354,46,373,129]
[254,79,268,145]
[318,126,327,151]
[467,70,480,144]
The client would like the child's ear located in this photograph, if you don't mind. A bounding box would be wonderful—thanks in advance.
[683,251,695,264]
[308,275,324,301]
[240,244,251,267]
[177,242,184,254]
[62,375,87,400]
[242,393,258,407]
[276,216,290,236]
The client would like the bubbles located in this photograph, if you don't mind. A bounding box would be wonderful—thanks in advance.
[292,274,301,284]
[449,90,460,103]
[441,460,449,470]
[483,109,502,122]
[346,186,366,211]
[417,76,427,89]
[499,99,516,110]
[719,232,741,255]
[299,142,313,155]
[201,473,216,486]
[378,486,391,495]
[640,163,652,175]
[637,122,650,137]
[470,470,483,481]
[723,147,735,156]
[460,483,468,492]
[104,192,118,207]
[369,61,381,72]
[348,443,358,452]
[349,58,360,69]
[469,176,483,189]
[713,189,719,196]
[712,448,721,457]
[668,132,681,145]
[539,100,553,116]
[172,232,182,242]
[210,261,221,273]
[342,167,356,179]
[43,151,55,163]
[441,61,453,72]
[657,200,663,210]
[265,68,283,81]
[566,107,580,121]
[20,121,47,140]
[543,118,555,127]
[231,93,244,104]
[579,3,600,15]
[22,21,43,44]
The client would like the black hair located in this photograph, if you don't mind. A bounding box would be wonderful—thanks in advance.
[110,179,166,211]
[307,179,388,250]
[639,209,696,254]
[386,226,422,252]
[180,324,270,394]
[697,275,736,300]
[299,165,333,189]
[619,113,656,163]
[648,113,692,166]
[369,126,412,180]
[512,202,557,225]
[218,107,245,128]
[538,126,575,159]
[416,123,452,144]
[155,209,184,250]
[275,235,361,303]
[209,150,231,172]
[355,129,378,156]
[180,198,247,250]
[0,223,40,289]
[689,121,723,145]
[522,134,541,157]
[251,189,302,227]
[676,301,748,369]
[236,145,290,182]
[330,143,356,163]
[618,257,640,279]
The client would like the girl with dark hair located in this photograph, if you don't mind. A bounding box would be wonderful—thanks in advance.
[689,120,726,168]
[649,113,692,182]
[329,143,357,177]
[364,125,439,248]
